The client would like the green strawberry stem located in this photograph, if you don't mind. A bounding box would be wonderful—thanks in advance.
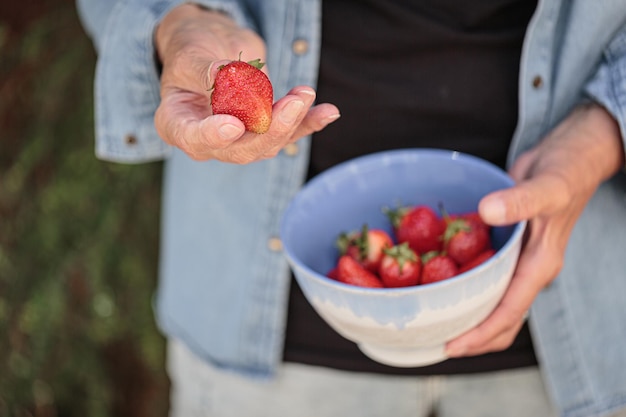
[382,205,410,228]
[235,51,265,70]
[421,250,448,264]
[246,58,265,69]
[383,242,417,273]
[438,201,470,243]
[336,223,369,260]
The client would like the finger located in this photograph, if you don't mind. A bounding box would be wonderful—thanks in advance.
[507,150,536,182]
[160,47,219,96]
[277,86,340,141]
[260,86,340,158]
[257,87,318,149]
[445,295,529,358]
[288,103,341,142]
[445,232,559,357]
[206,59,233,90]
[451,318,527,357]
[478,173,571,226]
[274,87,318,126]
[259,102,341,159]
[445,273,534,358]
[223,96,307,162]
[155,92,246,160]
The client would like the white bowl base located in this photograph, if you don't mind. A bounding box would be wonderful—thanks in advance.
[358,342,449,368]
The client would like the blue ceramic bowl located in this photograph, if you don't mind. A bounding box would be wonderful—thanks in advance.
[280,149,526,367]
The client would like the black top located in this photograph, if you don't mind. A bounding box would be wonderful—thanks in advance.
[283,0,539,374]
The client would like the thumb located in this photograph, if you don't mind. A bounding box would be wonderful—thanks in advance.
[478,174,570,226]
[205,59,231,91]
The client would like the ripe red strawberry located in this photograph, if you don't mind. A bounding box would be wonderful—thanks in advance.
[326,267,339,280]
[379,243,422,288]
[421,252,459,285]
[336,224,393,273]
[450,211,490,232]
[464,212,488,228]
[210,55,273,134]
[458,248,496,274]
[385,205,445,254]
[442,217,491,265]
[336,255,384,288]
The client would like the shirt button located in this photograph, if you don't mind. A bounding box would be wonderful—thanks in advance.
[283,143,299,156]
[532,75,543,89]
[267,237,283,252]
[125,134,138,145]
[292,39,309,55]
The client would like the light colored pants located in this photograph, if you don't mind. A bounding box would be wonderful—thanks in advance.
[166,338,617,417]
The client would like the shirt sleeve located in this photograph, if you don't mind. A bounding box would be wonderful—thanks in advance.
[585,22,626,159]
[76,0,118,54]
[76,0,253,163]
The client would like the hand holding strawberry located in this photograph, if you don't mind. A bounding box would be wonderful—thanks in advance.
[154,4,340,163]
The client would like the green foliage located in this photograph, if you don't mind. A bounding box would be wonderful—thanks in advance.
[1,4,168,417]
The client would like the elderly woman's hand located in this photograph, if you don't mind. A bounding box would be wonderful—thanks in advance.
[154,4,340,163]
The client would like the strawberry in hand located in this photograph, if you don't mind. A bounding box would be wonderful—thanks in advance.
[379,243,422,288]
[210,53,273,134]
[336,224,393,273]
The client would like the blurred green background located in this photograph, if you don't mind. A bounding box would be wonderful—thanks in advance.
[1,1,169,416]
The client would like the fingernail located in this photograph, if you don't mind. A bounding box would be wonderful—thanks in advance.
[298,89,316,97]
[206,62,215,89]
[218,123,243,140]
[280,100,304,124]
[324,113,341,123]
[481,196,506,224]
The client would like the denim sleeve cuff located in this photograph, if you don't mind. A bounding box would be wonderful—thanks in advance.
[94,1,250,163]
[584,24,626,164]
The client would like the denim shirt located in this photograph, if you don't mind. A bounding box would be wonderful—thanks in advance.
[77,1,626,416]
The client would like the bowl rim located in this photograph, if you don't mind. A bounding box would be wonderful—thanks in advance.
[280,148,527,294]
[303,148,511,191]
